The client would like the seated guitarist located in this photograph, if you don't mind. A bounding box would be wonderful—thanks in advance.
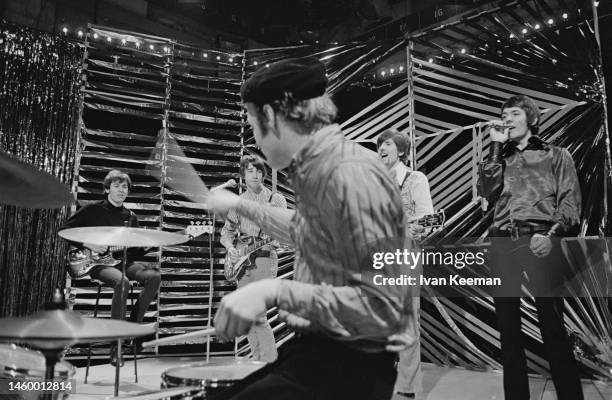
[377,129,434,399]
[220,155,287,363]
[60,169,161,366]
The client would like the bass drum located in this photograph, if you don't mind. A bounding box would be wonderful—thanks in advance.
[0,343,76,400]
[161,360,266,399]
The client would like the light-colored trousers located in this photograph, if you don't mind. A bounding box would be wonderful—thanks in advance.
[236,247,278,363]
[394,296,422,394]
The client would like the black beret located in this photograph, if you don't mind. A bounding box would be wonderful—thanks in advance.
[241,56,327,105]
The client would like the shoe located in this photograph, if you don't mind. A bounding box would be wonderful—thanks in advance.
[109,346,124,367]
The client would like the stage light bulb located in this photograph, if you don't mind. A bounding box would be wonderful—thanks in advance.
[135,42,141,48]
[121,39,126,45]
[203,53,208,58]
[62,27,68,34]
[149,44,154,50]
[216,55,221,60]
[106,37,112,42]
[535,24,541,29]
[229,57,234,62]
[594,1,599,6]
[163,46,168,52]
[521,28,528,34]
[461,48,467,54]
[428,58,434,63]
[390,68,395,74]
[266,64,270,68]
[93,33,99,39]
[253,61,258,65]
[509,33,515,38]
[562,13,568,19]
[547,18,554,24]
[77,31,83,37]
[399,65,404,71]
[381,71,386,77]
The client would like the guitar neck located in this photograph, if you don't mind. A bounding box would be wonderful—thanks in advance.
[245,237,273,253]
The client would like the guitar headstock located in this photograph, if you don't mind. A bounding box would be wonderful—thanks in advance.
[186,220,214,238]
[419,210,446,228]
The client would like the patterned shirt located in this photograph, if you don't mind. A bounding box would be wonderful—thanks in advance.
[477,136,581,232]
[220,185,287,247]
[235,124,413,352]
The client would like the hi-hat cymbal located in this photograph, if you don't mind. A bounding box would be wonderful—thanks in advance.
[0,309,156,350]
[58,226,189,247]
[0,150,72,209]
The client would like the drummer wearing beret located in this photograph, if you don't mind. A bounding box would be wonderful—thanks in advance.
[207,57,415,399]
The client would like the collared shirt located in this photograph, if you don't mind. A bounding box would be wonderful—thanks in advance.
[477,136,581,232]
[220,185,287,248]
[235,124,412,352]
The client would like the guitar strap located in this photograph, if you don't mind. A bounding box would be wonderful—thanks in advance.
[399,171,411,191]
[255,192,275,240]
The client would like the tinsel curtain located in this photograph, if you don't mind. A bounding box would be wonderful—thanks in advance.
[0,21,82,317]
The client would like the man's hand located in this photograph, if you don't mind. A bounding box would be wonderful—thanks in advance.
[487,120,509,143]
[227,247,240,264]
[406,223,425,239]
[84,243,108,254]
[530,233,552,258]
[206,188,239,214]
[214,279,280,342]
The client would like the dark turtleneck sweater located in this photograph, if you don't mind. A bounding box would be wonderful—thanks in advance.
[61,199,146,262]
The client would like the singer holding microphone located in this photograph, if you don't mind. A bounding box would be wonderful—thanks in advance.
[220,155,287,362]
[477,95,583,400]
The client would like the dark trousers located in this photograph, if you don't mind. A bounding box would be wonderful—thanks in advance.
[89,262,161,322]
[213,335,398,400]
[490,236,583,400]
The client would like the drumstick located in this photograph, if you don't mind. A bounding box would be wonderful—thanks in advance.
[141,327,216,348]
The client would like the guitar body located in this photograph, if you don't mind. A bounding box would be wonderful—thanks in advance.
[224,236,276,283]
[67,247,121,278]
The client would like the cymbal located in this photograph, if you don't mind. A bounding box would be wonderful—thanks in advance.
[0,150,72,208]
[0,309,156,350]
[58,226,189,247]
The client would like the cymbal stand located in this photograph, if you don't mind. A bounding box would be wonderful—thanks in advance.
[113,244,128,397]
[40,348,61,400]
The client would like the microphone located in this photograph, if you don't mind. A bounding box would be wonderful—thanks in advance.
[482,121,513,130]
[211,179,237,192]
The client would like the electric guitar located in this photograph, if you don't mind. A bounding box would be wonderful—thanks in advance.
[224,235,275,283]
[67,246,124,278]
[67,221,214,278]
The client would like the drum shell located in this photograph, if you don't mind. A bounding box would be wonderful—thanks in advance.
[0,344,75,400]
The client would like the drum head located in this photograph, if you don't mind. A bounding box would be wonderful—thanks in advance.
[162,360,266,388]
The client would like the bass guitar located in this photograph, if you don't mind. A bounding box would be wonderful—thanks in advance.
[67,222,214,278]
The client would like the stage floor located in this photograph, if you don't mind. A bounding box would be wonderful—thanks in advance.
[70,356,612,400]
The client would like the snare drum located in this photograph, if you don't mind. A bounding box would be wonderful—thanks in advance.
[161,360,266,399]
[0,343,76,400]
